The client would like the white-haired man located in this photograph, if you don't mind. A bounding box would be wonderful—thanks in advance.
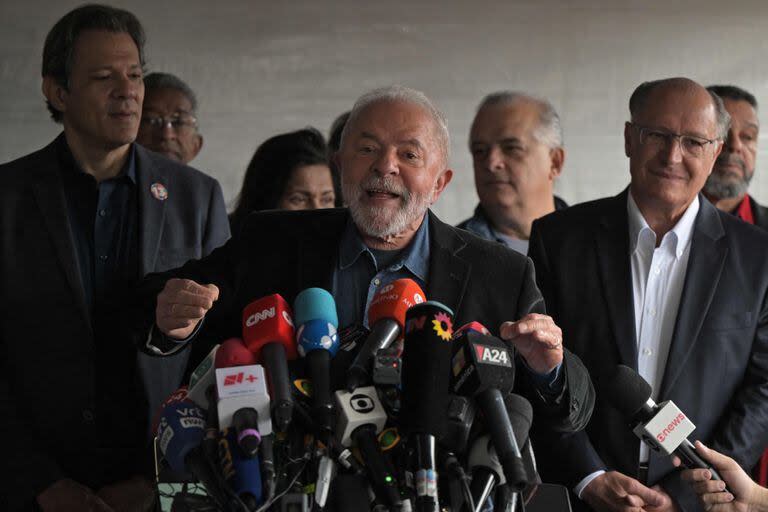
[458,92,567,254]
[134,87,595,507]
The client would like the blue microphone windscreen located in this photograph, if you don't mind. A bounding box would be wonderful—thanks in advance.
[294,287,338,327]
[157,400,206,473]
[221,428,263,505]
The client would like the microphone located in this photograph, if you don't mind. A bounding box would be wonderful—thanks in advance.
[242,294,297,433]
[335,386,400,507]
[187,344,220,409]
[467,394,534,512]
[603,365,726,482]
[156,396,231,508]
[400,301,456,512]
[219,427,263,509]
[451,330,528,491]
[346,278,426,391]
[215,338,256,368]
[294,287,340,436]
[214,363,271,436]
[452,321,490,339]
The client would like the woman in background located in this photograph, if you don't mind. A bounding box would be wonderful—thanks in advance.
[229,127,341,233]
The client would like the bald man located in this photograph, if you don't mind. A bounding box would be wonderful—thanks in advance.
[529,78,768,512]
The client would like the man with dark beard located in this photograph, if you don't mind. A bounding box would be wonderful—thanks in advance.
[704,85,768,228]
[132,87,595,508]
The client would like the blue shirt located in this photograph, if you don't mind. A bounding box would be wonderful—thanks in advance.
[332,214,430,329]
[57,135,139,312]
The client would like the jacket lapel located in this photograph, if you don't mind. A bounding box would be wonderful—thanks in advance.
[659,199,727,398]
[426,211,470,317]
[594,190,638,369]
[135,147,168,276]
[30,139,92,332]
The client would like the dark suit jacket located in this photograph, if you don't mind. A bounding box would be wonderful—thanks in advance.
[528,190,768,511]
[139,207,595,438]
[0,135,230,510]
[749,195,768,230]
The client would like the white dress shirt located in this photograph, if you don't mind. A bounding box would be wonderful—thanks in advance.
[575,192,698,498]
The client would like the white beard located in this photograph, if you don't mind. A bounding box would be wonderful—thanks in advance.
[343,176,433,239]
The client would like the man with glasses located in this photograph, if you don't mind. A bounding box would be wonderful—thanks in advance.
[528,78,768,512]
[136,72,203,164]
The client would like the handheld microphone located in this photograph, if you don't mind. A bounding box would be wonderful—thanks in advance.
[215,338,256,368]
[603,365,725,482]
[467,394,534,512]
[219,427,263,509]
[452,321,490,339]
[242,294,297,432]
[187,344,220,409]
[294,287,339,436]
[215,364,271,436]
[347,278,426,391]
[335,386,400,507]
[451,331,528,491]
[156,397,231,508]
[400,301,456,512]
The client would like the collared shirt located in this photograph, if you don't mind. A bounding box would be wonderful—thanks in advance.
[57,135,139,312]
[735,194,755,225]
[458,198,568,255]
[575,193,699,498]
[332,213,430,329]
[629,192,698,463]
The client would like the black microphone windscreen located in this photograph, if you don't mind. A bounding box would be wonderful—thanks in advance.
[400,301,455,438]
[504,393,533,448]
[603,364,652,419]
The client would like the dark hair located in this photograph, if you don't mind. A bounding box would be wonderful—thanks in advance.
[629,78,731,139]
[229,127,341,232]
[42,4,146,123]
[706,84,758,110]
[144,72,198,113]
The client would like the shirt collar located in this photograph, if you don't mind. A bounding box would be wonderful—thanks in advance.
[338,212,430,282]
[57,133,137,185]
[627,192,699,259]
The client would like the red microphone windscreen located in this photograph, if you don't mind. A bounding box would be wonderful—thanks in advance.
[367,278,426,331]
[215,338,256,368]
[453,321,490,339]
[242,294,298,362]
[151,386,188,436]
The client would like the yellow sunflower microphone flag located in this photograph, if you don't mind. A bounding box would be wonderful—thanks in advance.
[400,300,455,512]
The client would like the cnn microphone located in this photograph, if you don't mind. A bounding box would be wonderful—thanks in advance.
[294,287,340,436]
[242,294,297,432]
[401,301,456,512]
[346,278,426,391]
[452,330,528,491]
[335,386,400,507]
[603,365,726,483]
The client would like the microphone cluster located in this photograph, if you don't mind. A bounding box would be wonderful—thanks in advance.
[154,279,539,511]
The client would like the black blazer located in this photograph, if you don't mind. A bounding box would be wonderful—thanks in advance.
[0,135,230,509]
[139,207,595,435]
[528,190,768,511]
[749,195,768,230]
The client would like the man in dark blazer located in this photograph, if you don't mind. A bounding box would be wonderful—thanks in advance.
[137,86,595,508]
[0,5,230,511]
[529,78,768,512]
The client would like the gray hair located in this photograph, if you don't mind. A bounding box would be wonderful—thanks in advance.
[144,72,198,113]
[341,85,451,164]
[629,78,731,140]
[476,91,564,148]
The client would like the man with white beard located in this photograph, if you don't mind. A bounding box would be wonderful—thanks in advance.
[134,88,595,480]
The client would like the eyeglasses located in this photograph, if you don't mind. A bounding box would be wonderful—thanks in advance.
[631,123,720,158]
[141,115,197,132]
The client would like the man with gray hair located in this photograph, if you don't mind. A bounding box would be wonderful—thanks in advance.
[136,72,203,164]
[529,77,768,512]
[703,85,768,229]
[458,91,567,254]
[132,85,595,509]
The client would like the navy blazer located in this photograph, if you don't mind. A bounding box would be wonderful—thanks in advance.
[0,135,230,509]
[529,190,768,511]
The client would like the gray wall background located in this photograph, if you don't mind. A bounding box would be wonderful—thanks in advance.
[2,0,767,225]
